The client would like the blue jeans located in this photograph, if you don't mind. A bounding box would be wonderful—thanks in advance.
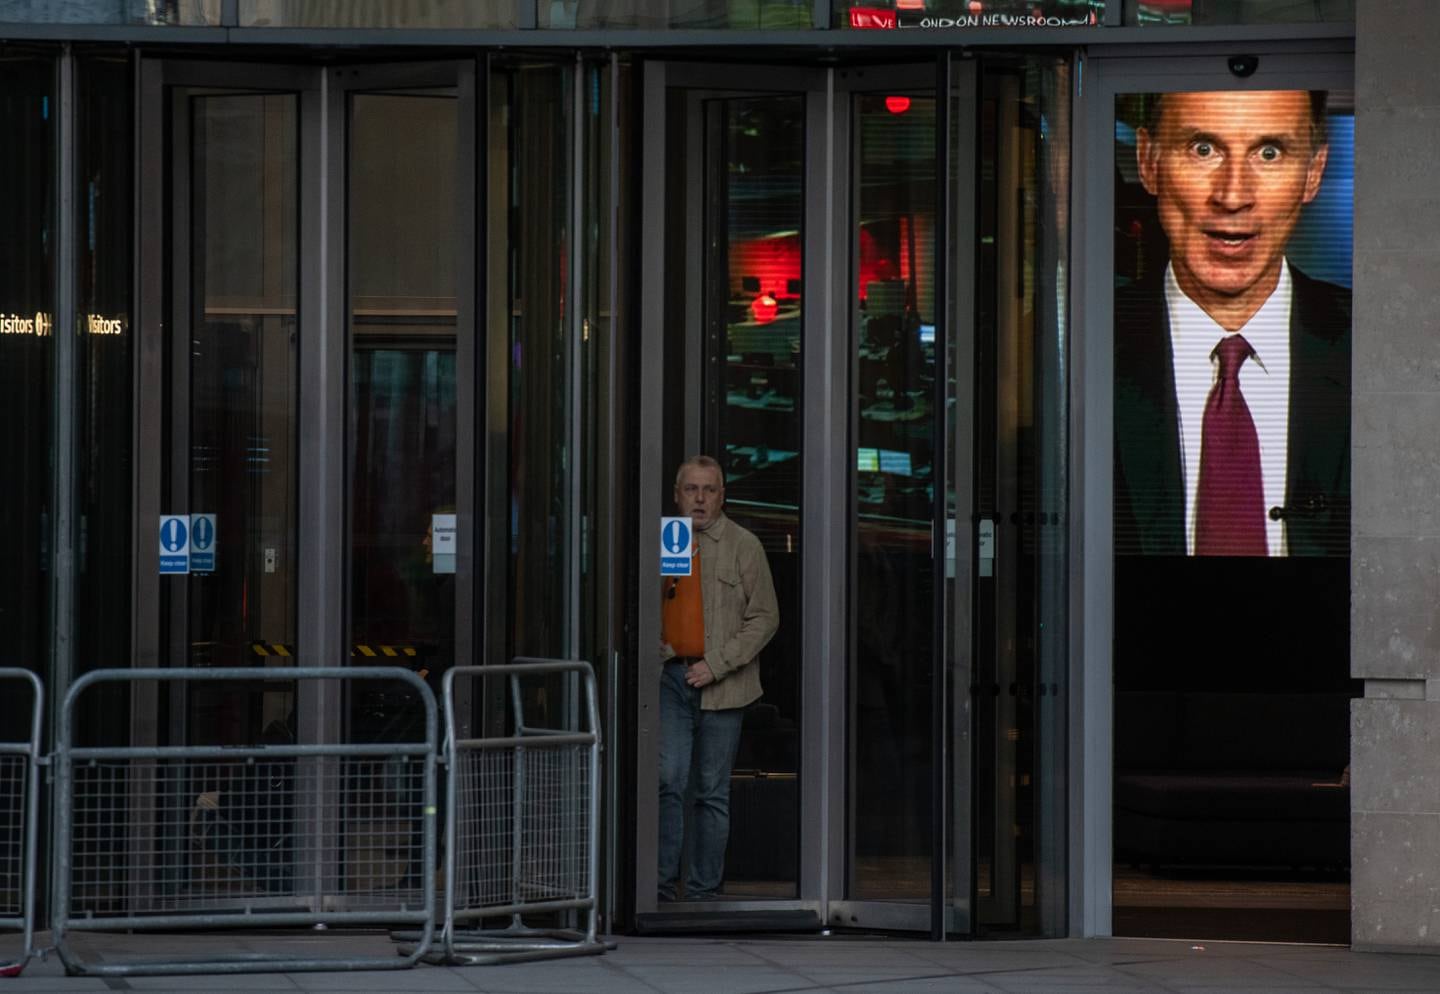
[657,660,746,900]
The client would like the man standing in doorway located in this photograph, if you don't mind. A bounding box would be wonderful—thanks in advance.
[658,455,778,902]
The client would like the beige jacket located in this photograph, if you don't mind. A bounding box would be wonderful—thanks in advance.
[660,512,779,710]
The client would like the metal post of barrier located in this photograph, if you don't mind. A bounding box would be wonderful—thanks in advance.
[422,659,608,966]
[510,673,527,935]
[0,670,42,978]
[51,667,438,977]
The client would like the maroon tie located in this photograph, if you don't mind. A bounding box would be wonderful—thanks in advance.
[1194,334,1267,557]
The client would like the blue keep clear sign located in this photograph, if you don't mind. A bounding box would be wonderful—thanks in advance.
[159,515,189,574]
[660,516,693,576]
[190,513,217,573]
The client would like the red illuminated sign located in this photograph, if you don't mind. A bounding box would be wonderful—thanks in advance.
[849,7,897,29]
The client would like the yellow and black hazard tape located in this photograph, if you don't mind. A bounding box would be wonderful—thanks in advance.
[249,642,420,658]
[351,644,419,658]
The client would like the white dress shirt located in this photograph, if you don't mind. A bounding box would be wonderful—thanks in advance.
[1166,262,1292,556]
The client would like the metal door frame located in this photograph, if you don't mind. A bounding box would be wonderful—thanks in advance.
[636,57,976,935]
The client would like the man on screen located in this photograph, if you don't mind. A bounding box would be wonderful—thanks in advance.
[1115,89,1350,557]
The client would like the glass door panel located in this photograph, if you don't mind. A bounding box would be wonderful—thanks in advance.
[701,94,804,900]
[499,60,577,665]
[644,72,811,910]
[482,57,583,794]
[642,62,961,929]
[182,90,299,749]
[972,62,1072,935]
[849,90,938,903]
[142,75,307,902]
[140,60,480,908]
[349,347,456,670]
[973,74,1027,926]
[341,71,474,899]
[346,87,460,728]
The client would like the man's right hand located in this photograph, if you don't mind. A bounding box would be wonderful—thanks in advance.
[659,640,674,660]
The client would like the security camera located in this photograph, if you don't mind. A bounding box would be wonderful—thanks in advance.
[1227,55,1259,78]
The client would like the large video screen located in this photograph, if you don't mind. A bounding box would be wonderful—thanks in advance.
[1114,89,1353,557]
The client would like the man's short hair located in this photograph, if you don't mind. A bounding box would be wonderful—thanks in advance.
[1142,89,1329,151]
[675,454,724,487]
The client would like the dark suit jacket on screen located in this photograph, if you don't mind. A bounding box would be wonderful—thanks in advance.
[1114,264,1351,557]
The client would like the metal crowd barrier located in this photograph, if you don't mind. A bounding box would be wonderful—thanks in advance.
[426,659,606,965]
[0,670,42,978]
[52,667,438,977]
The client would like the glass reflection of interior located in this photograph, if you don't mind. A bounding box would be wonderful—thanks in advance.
[703,95,803,899]
[348,91,458,753]
[838,0,1103,29]
[0,0,221,25]
[543,0,810,29]
[1127,0,1355,26]
[240,0,514,27]
[343,89,459,898]
[185,93,299,750]
[850,91,936,902]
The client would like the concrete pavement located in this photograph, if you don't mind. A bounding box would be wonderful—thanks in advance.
[7,931,1440,993]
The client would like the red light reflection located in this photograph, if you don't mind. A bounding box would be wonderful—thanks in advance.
[751,293,779,324]
[730,230,801,304]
